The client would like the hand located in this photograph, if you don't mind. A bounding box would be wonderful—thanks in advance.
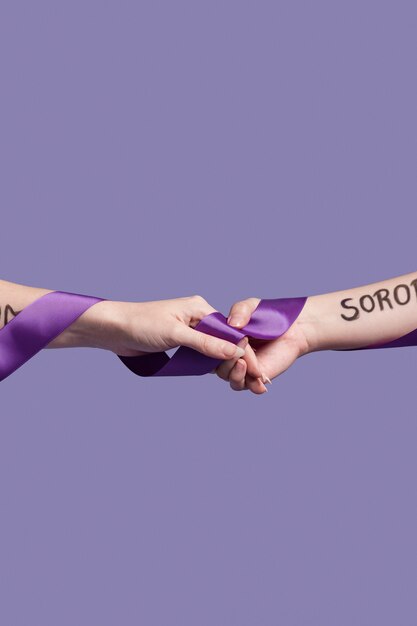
[215,297,312,394]
[68,294,250,362]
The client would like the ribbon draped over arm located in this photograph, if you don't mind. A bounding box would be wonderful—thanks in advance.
[0,290,416,383]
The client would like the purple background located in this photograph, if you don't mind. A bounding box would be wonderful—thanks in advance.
[1,1,417,624]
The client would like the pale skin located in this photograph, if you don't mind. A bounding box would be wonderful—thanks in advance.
[1,272,416,394]
[216,270,417,394]
[0,279,262,379]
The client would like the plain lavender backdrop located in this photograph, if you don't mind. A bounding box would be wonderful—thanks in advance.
[1,1,416,624]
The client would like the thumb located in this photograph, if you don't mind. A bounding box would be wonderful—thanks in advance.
[176,325,246,360]
[227,297,261,328]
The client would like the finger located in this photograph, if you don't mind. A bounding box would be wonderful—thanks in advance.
[227,297,261,328]
[227,360,267,394]
[241,342,263,379]
[184,294,217,327]
[175,324,246,361]
[229,359,247,391]
[245,374,268,394]
[215,337,248,381]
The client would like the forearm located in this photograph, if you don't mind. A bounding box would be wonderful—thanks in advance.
[0,279,52,326]
[0,282,246,373]
[299,270,417,352]
[0,279,121,351]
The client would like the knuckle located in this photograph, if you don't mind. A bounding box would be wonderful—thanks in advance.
[191,294,206,304]
[170,324,183,345]
[233,297,260,314]
[240,298,259,311]
[200,333,212,354]
[190,294,211,314]
[229,363,245,385]
[216,368,229,381]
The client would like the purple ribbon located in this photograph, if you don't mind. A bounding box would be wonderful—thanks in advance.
[0,291,104,382]
[118,296,308,377]
[0,290,416,383]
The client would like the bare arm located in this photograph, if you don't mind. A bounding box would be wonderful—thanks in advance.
[0,279,248,361]
[216,270,417,394]
[0,278,119,351]
[300,270,417,352]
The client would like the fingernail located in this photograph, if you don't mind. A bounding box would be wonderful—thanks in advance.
[261,372,272,385]
[222,344,245,358]
[228,316,245,327]
[257,377,268,392]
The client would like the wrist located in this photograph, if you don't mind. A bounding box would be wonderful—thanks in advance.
[296,290,386,352]
[296,293,350,353]
[46,300,127,351]
[295,295,327,354]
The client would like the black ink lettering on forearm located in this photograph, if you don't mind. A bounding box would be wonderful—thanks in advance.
[359,294,375,313]
[340,298,360,321]
[374,288,393,311]
[340,276,417,321]
[393,283,411,305]
[0,304,23,327]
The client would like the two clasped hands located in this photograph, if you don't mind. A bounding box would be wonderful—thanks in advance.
[3,270,417,392]
[70,266,417,394]
[53,269,417,393]
[75,294,312,394]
